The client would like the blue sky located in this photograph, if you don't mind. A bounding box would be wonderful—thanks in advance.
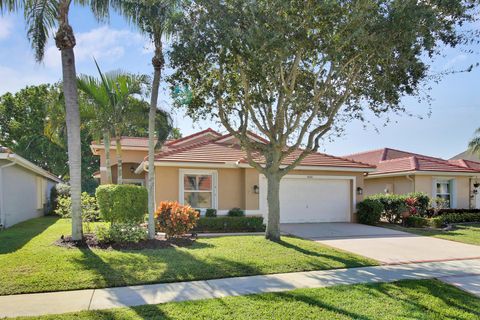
[0,6,479,159]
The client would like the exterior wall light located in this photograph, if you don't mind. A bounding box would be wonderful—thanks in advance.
[253,185,259,194]
[356,187,363,195]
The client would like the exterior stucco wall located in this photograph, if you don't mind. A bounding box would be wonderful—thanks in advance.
[364,176,414,196]
[366,174,474,209]
[110,163,146,185]
[154,165,365,219]
[1,163,55,228]
[97,149,147,184]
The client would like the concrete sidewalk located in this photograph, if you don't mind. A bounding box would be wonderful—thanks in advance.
[1,259,480,318]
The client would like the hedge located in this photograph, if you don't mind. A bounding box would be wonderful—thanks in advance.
[426,208,480,216]
[435,212,480,224]
[406,212,480,228]
[194,216,265,232]
[96,184,148,224]
[356,199,383,225]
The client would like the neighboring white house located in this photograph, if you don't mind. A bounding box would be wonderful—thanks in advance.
[0,147,61,228]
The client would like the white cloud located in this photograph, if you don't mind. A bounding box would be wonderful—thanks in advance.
[443,54,467,70]
[0,16,13,40]
[0,65,57,95]
[44,26,144,69]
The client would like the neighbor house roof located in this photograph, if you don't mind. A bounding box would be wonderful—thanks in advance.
[0,147,61,182]
[344,148,480,176]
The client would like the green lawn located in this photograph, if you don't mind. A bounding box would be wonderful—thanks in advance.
[12,279,480,320]
[383,223,480,246]
[0,217,376,296]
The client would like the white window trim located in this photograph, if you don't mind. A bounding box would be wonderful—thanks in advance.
[432,177,457,208]
[179,169,218,210]
[122,179,145,186]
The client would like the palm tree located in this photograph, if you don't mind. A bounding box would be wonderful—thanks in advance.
[469,128,480,155]
[88,61,150,184]
[0,0,109,240]
[77,74,114,184]
[113,0,180,239]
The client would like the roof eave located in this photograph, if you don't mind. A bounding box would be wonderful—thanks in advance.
[366,170,480,178]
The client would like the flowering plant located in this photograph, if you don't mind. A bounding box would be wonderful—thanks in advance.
[155,201,199,238]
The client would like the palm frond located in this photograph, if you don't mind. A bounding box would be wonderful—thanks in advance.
[468,128,480,154]
[24,0,59,62]
[0,0,22,12]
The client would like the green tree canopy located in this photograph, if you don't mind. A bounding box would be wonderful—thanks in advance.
[169,0,479,240]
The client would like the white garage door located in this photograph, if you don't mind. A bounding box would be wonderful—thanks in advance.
[260,176,352,223]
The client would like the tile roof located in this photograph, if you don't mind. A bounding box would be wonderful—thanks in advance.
[345,148,480,175]
[153,137,374,169]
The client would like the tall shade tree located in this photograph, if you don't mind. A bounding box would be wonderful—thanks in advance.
[469,128,480,155]
[170,0,479,241]
[0,0,110,240]
[112,0,179,239]
[89,62,150,184]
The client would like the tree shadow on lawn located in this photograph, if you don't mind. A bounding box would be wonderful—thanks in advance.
[276,238,374,268]
[0,216,59,254]
[371,279,480,317]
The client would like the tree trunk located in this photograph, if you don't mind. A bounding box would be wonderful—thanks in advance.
[103,131,112,184]
[147,42,164,239]
[55,0,82,240]
[265,172,282,241]
[115,133,123,185]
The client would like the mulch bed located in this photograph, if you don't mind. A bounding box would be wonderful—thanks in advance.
[55,233,196,250]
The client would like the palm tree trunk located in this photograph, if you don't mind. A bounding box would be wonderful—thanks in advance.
[55,0,82,240]
[265,172,282,241]
[103,131,112,184]
[115,131,123,185]
[147,41,164,239]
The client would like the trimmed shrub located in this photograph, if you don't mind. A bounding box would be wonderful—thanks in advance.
[429,217,444,228]
[56,183,71,197]
[404,216,429,228]
[357,199,384,225]
[155,201,199,237]
[96,184,147,224]
[366,194,407,223]
[95,223,147,243]
[227,208,245,217]
[54,192,99,221]
[194,216,265,232]
[205,208,217,217]
[406,192,429,216]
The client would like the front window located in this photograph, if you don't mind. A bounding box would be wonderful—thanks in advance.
[435,180,451,208]
[183,174,213,208]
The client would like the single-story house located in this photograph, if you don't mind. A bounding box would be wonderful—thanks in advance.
[344,148,480,209]
[91,129,375,223]
[0,147,61,228]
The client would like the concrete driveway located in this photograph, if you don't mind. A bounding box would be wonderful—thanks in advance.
[281,223,480,264]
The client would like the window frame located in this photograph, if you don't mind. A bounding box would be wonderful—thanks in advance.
[433,178,456,208]
[179,169,218,210]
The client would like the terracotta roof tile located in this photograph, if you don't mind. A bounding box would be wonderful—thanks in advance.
[345,148,480,175]
[154,139,374,169]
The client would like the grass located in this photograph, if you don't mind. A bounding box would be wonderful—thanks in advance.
[0,217,376,296]
[383,223,480,246]
[12,279,480,320]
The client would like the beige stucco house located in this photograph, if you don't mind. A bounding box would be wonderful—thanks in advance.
[91,129,375,223]
[0,147,61,228]
[344,148,480,209]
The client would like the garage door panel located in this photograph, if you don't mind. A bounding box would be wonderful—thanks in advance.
[261,176,352,223]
